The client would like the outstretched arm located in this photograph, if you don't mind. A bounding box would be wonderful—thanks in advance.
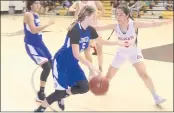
[89,26,129,47]
[94,24,116,31]
[134,18,173,28]
[68,1,77,12]
[95,1,105,17]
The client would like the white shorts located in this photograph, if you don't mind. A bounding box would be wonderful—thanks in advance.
[111,47,144,68]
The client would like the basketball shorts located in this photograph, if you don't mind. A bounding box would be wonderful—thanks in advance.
[111,47,144,68]
[52,58,87,90]
[25,42,52,65]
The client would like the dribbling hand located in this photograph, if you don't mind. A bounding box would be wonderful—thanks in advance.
[89,64,101,77]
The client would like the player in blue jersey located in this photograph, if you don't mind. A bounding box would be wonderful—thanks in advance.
[23,1,55,102]
[35,5,130,112]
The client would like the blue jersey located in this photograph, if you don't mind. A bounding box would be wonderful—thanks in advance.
[54,23,98,66]
[24,12,43,46]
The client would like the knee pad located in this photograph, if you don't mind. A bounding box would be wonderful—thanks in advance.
[40,62,52,82]
[77,80,89,94]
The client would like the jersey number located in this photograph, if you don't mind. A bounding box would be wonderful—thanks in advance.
[81,43,86,51]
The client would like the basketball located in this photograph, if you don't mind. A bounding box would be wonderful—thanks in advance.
[89,75,109,95]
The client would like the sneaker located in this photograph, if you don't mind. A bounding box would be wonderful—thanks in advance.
[57,93,70,111]
[34,106,46,112]
[92,51,97,55]
[36,91,45,103]
[154,96,166,105]
[58,99,65,111]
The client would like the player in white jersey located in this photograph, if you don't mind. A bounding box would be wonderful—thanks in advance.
[94,5,173,105]
[69,0,105,72]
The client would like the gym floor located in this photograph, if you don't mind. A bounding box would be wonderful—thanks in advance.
[1,15,173,111]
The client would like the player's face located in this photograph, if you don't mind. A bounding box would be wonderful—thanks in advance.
[85,12,95,26]
[115,9,128,23]
[31,1,41,12]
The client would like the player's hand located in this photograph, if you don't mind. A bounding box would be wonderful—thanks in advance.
[89,64,101,77]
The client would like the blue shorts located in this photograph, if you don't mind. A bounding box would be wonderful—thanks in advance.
[52,58,87,90]
[25,43,52,65]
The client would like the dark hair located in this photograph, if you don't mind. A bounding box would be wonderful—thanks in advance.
[116,5,138,46]
[26,0,37,11]
[67,5,95,31]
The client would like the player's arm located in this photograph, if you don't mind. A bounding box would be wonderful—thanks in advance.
[68,1,79,19]
[134,18,173,28]
[89,26,125,46]
[95,1,105,17]
[70,28,94,69]
[68,1,77,12]
[24,12,54,34]
[94,24,116,31]
[74,2,80,19]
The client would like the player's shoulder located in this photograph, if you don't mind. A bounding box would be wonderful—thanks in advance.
[24,12,32,16]
[71,24,79,32]
[68,24,79,35]
[24,12,34,18]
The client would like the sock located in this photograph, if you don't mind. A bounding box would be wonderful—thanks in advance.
[151,91,159,99]
[66,89,71,96]
[39,87,45,93]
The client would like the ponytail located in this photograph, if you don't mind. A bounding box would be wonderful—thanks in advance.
[67,5,95,31]
[67,20,78,31]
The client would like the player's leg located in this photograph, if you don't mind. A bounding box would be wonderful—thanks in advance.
[25,43,52,102]
[37,43,53,101]
[35,58,69,112]
[35,61,89,112]
[67,64,89,95]
[84,42,93,63]
[35,79,89,112]
[57,64,89,111]
[105,52,126,82]
[96,42,103,71]
[130,49,166,105]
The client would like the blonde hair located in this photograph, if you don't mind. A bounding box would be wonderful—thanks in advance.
[67,5,95,31]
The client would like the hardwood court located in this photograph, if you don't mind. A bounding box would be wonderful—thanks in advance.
[1,15,173,111]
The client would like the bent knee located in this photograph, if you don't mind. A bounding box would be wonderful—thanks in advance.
[78,80,89,94]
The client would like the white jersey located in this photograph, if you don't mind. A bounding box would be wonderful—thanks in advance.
[111,19,143,68]
[115,19,137,49]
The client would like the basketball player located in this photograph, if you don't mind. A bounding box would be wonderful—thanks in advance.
[94,5,173,105]
[35,6,129,112]
[69,0,105,72]
[24,1,55,102]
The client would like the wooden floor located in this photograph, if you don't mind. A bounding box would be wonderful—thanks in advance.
[1,15,173,111]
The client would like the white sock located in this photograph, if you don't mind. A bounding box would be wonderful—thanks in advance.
[66,88,72,95]
[151,91,159,99]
